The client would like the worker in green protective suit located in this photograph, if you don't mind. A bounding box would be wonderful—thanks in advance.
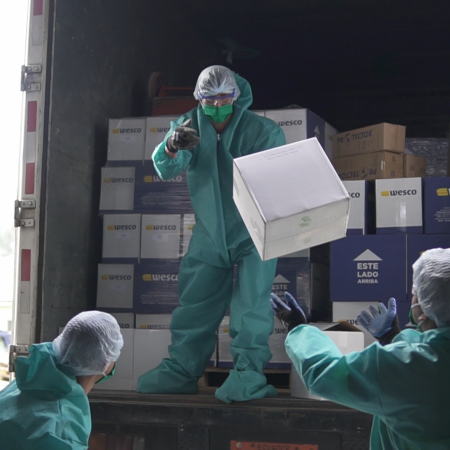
[137,65,286,403]
[0,311,123,450]
[272,248,450,449]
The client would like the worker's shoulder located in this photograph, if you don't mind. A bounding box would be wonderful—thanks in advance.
[242,110,282,132]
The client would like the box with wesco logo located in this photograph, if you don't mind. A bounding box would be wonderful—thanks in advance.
[424,177,450,234]
[96,264,134,309]
[144,116,178,161]
[107,118,146,165]
[140,214,182,260]
[133,260,180,314]
[99,166,135,212]
[102,214,141,263]
[375,178,423,234]
[134,164,193,213]
[264,108,330,153]
[332,123,405,159]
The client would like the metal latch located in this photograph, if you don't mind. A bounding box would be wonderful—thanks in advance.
[8,345,30,374]
[14,199,36,228]
[21,64,42,92]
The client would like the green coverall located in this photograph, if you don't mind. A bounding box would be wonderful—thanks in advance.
[0,343,91,449]
[137,73,286,403]
[286,325,450,449]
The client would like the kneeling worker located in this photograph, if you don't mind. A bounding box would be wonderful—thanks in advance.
[271,248,450,449]
[0,311,123,449]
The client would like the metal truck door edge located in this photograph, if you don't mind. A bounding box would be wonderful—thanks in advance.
[13,0,50,348]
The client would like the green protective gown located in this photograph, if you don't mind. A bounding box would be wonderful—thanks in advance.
[0,343,91,450]
[285,325,450,450]
[137,73,286,403]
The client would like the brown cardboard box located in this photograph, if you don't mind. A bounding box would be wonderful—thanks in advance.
[403,154,427,178]
[332,151,403,181]
[332,123,406,158]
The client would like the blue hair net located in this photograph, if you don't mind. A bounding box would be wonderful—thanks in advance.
[193,65,241,100]
[413,248,450,327]
[52,311,123,376]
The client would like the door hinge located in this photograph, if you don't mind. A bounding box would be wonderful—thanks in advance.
[21,64,42,92]
[8,344,30,374]
[14,199,36,228]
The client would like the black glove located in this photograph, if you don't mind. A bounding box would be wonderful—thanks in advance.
[166,119,200,153]
[378,315,401,346]
[270,292,308,332]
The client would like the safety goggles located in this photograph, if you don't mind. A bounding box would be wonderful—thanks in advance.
[94,363,116,385]
[199,90,235,106]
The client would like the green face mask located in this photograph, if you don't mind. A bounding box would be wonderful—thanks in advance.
[94,363,116,385]
[203,103,233,123]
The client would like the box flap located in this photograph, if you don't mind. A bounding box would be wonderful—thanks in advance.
[311,321,363,332]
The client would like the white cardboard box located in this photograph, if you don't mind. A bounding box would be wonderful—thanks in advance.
[136,315,215,366]
[108,118,146,163]
[96,264,134,309]
[376,178,423,234]
[99,167,135,211]
[264,109,327,150]
[140,214,182,260]
[332,302,378,347]
[102,214,141,263]
[144,116,178,160]
[342,180,375,235]
[94,329,134,391]
[132,329,171,390]
[108,312,135,329]
[290,322,364,400]
[135,314,172,329]
[233,138,350,260]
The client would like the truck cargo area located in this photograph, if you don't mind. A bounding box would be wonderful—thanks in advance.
[15,1,450,449]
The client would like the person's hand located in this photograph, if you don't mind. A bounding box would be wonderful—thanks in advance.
[166,119,200,153]
[357,298,401,345]
[270,292,308,332]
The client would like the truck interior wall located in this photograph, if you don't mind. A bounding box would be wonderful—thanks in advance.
[40,0,222,341]
[39,0,450,340]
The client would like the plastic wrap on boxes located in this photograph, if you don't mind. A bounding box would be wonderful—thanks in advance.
[134,164,193,213]
[133,260,180,314]
[405,138,448,177]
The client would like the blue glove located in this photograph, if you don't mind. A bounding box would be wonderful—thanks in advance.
[270,292,308,332]
[357,298,397,338]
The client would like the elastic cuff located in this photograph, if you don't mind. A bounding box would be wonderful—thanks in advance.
[165,145,178,154]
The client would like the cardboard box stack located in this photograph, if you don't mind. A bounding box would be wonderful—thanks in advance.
[95,115,195,390]
[330,122,450,338]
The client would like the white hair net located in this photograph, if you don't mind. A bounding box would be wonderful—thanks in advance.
[53,311,123,376]
[193,65,240,100]
[413,248,450,327]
